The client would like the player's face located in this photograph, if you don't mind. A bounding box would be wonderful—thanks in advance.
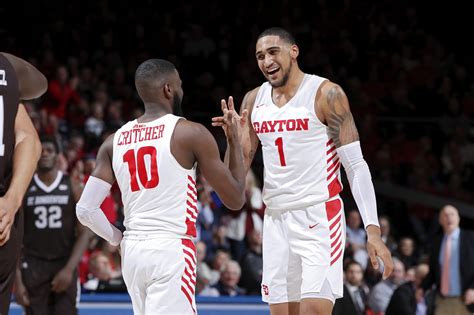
[346,263,363,286]
[38,142,58,171]
[256,35,295,88]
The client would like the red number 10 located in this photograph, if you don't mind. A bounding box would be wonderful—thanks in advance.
[123,146,159,192]
[275,137,286,166]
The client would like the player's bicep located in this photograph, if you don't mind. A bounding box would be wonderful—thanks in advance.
[90,135,116,185]
[14,104,39,145]
[325,84,359,147]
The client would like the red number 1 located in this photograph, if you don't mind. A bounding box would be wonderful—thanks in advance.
[123,146,159,192]
[275,137,286,166]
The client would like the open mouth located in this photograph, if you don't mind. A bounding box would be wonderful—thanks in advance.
[267,67,279,75]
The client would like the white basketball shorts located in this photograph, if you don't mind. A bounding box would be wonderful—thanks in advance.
[121,236,197,314]
[261,197,346,304]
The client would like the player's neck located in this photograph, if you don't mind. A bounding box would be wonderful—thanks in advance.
[139,104,171,123]
[37,169,59,186]
[272,70,305,103]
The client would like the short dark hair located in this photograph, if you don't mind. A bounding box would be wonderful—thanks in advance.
[135,59,176,84]
[257,27,296,45]
[344,259,363,272]
[40,135,60,153]
[135,59,177,101]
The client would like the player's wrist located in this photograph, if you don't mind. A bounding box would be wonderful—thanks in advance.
[3,191,22,212]
[366,224,381,239]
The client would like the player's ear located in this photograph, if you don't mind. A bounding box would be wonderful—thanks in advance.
[163,83,172,99]
[290,44,299,60]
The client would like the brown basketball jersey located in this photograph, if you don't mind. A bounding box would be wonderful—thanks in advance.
[0,53,20,197]
[23,171,77,260]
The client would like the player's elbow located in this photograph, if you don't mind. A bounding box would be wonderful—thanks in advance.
[76,204,90,227]
[225,192,246,211]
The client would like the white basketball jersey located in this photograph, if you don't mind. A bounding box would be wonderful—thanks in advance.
[112,114,198,238]
[251,74,343,210]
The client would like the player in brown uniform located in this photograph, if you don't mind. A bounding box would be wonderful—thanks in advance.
[14,136,91,315]
[0,52,47,315]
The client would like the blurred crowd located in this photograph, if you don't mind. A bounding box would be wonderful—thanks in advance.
[2,0,473,313]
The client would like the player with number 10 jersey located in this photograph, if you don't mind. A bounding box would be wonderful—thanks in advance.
[112,114,198,238]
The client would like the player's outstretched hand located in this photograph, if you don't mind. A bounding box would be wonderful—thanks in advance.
[212,96,248,140]
[366,225,393,280]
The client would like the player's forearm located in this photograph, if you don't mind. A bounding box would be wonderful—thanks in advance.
[64,227,92,272]
[76,176,122,245]
[6,128,41,209]
[226,136,246,208]
[337,141,379,228]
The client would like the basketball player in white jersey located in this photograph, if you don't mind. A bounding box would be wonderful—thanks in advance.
[76,59,246,315]
[212,27,394,315]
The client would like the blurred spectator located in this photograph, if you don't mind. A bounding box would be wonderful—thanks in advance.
[41,65,81,124]
[379,215,397,253]
[239,229,263,295]
[367,257,406,313]
[225,170,264,262]
[386,263,430,315]
[395,237,418,269]
[208,225,231,259]
[422,205,474,315]
[195,240,220,297]
[196,185,215,248]
[196,241,213,291]
[195,268,219,297]
[212,260,246,297]
[82,251,126,292]
[333,260,370,315]
[346,209,369,270]
[208,250,231,286]
[84,101,106,147]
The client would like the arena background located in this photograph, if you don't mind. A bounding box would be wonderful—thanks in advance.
[1,0,473,314]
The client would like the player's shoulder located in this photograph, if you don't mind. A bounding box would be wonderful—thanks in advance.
[241,86,261,113]
[175,119,211,137]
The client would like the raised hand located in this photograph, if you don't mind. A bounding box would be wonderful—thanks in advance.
[212,96,248,141]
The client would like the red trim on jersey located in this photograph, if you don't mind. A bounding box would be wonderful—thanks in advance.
[187,192,197,203]
[330,223,341,239]
[327,177,342,198]
[326,199,342,221]
[326,199,343,266]
[331,249,343,266]
[185,178,198,237]
[326,145,336,155]
[180,287,196,314]
[330,214,342,230]
[331,231,343,248]
[326,151,338,163]
[326,162,341,180]
[181,239,196,314]
[327,139,334,146]
[187,175,196,186]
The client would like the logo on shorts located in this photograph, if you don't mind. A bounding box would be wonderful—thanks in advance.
[262,284,269,296]
[309,223,319,229]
